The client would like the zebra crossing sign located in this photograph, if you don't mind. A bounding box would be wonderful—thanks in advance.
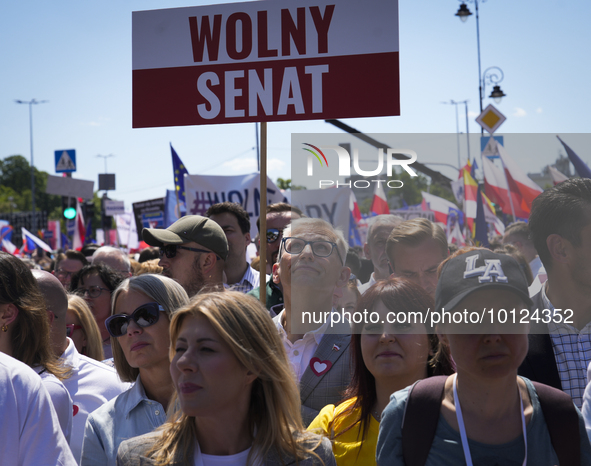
[55,149,77,173]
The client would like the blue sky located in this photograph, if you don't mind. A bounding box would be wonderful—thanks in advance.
[2,0,590,209]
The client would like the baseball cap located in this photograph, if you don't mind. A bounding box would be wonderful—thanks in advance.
[435,249,533,312]
[142,215,228,261]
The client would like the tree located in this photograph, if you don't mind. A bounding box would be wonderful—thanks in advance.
[276,177,306,191]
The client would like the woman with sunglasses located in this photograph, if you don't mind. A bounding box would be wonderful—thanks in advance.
[116,290,334,466]
[66,294,105,361]
[71,263,126,360]
[309,278,453,466]
[80,274,189,466]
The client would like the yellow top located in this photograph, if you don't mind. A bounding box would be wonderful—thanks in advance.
[308,397,379,466]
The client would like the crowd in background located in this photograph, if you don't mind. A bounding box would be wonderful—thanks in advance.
[2,177,591,465]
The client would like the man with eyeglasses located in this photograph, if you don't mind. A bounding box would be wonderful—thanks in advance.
[248,203,303,310]
[142,215,229,297]
[53,250,88,290]
[206,202,260,293]
[272,217,352,426]
[32,270,129,462]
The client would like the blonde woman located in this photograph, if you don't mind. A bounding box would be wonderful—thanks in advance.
[117,291,335,466]
[81,274,189,466]
[67,294,105,361]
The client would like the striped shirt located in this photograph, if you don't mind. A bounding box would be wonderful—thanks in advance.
[225,265,261,294]
[543,284,591,409]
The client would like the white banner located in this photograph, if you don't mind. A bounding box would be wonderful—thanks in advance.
[115,212,139,250]
[184,173,287,238]
[291,187,350,236]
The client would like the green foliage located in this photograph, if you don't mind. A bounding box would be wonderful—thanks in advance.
[276,177,306,191]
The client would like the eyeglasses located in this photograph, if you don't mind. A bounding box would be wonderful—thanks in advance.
[105,302,166,338]
[66,324,83,338]
[281,237,344,264]
[76,286,109,299]
[159,244,220,260]
[55,269,75,278]
[266,228,282,243]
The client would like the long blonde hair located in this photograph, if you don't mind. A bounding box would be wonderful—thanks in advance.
[67,294,105,361]
[149,291,322,465]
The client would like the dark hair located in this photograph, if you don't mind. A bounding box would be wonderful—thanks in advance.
[345,249,362,279]
[492,244,534,285]
[206,202,251,234]
[338,278,453,441]
[81,243,100,257]
[70,263,126,292]
[138,247,160,263]
[529,178,591,269]
[255,202,304,232]
[0,253,70,379]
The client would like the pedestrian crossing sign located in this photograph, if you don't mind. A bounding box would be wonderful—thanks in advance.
[55,149,77,173]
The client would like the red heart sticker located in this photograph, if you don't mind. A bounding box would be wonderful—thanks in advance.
[73,405,79,416]
[310,357,332,376]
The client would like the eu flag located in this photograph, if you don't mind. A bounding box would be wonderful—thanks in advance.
[171,144,189,204]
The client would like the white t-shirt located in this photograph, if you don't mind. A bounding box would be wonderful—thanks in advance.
[60,338,130,463]
[34,366,73,443]
[0,352,76,465]
[196,445,261,466]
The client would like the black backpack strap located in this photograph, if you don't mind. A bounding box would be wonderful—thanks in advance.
[532,381,580,466]
[402,376,448,466]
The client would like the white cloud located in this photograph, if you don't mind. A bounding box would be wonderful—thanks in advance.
[513,108,527,117]
[81,116,110,127]
[536,107,543,114]
[221,157,285,173]
[468,111,479,118]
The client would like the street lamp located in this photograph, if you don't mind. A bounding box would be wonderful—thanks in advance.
[454,1,507,127]
[15,98,48,233]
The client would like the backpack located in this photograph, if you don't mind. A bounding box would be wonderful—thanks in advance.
[401,376,580,466]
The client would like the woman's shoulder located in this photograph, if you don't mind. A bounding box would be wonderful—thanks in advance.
[87,386,133,426]
[265,433,336,466]
[117,431,164,465]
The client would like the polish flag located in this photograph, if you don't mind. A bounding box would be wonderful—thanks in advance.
[421,192,459,225]
[370,182,389,215]
[482,156,530,219]
[548,165,569,185]
[463,170,479,233]
[72,199,86,251]
[349,191,362,223]
[496,141,543,213]
[2,239,20,255]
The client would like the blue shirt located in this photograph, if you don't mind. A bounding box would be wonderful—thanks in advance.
[80,375,167,466]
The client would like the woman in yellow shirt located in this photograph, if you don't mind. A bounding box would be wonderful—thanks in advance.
[309,278,453,466]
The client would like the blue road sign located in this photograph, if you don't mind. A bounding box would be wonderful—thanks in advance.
[55,149,77,173]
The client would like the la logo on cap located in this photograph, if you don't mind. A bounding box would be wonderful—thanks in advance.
[463,254,508,283]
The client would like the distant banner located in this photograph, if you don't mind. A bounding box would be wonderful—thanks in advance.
[132,198,166,239]
[291,187,350,235]
[185,173,286,238]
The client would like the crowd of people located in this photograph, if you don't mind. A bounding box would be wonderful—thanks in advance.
[2,177,591,465]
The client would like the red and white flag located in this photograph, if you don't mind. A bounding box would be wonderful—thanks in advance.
[1,239,20,255]
[72,199,86,251]
[370,182,389,215]
[496,141,543,214]
[548,165,569,185]
[421,191,459,225]
[482,156,530,219]
[349,191,362,223]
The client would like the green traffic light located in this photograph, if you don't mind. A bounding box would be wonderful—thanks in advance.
[64,207,76,219]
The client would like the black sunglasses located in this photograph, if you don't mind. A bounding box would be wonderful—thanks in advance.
[266,228,282,243]
[105,302,165,338]
[159,244,220,260]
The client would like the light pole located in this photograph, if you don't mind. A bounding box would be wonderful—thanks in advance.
[455,1,507,132]
[442,100,471,168]
[96,153,115,174]
[15,98,48,233]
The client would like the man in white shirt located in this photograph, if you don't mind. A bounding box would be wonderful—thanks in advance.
[0,352,76,466]
[272,218,352,425]
[206,202,260,293]
[358,214,402,294]
[33,270,129,463]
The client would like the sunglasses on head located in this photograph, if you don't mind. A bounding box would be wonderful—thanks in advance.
[159,244,220,260]
[266,228,282,243]
[105,302,166,338]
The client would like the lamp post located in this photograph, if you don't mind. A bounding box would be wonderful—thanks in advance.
[15,99,48,233]
[455,1,506,131]
[442,100,471,168]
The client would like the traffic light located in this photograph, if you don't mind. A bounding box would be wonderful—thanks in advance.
[62,196,76,219]
[83,201,95,220]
